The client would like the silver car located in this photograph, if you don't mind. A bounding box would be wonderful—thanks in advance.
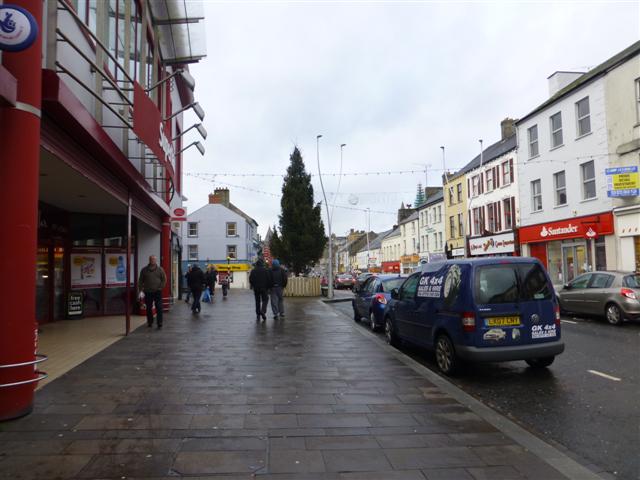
[558,271,640,325]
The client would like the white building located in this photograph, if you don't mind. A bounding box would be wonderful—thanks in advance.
[605,44,640,272]
[516,51,628,284]
[380,226,401,273]
[399,211,419,273]
[464,120,519,257]
[183,188,259,288]
[417,189,445,261]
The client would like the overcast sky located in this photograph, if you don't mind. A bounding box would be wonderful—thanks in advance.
[182,1,639,238]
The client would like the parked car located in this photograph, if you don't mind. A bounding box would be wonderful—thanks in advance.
[557,271,640,325]
[334,273,355,290]
[384,257,565,375]
[353,272,374,292]
[353,274,407,331]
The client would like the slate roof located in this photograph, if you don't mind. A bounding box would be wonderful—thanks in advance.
[447,134,517,180]
[399,210,419,226]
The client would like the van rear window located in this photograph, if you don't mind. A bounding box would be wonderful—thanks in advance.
[474,263,552,304]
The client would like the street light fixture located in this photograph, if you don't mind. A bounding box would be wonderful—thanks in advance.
[317,134,334,299]
[173,123,207,142]
[177,141,205,156]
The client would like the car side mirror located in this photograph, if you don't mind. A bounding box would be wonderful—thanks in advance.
[563,283,571,290]
[391,288,399,300]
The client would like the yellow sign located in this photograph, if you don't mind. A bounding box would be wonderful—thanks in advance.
[400,254,420,264]
[207,263,250,272]
[611,172,639,190]
[486,316,521,327]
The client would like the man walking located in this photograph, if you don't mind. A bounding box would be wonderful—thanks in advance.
[249,259,270,321]
[205,265,218,299]
[269,259,288,319]
[188,264,206,314]
[138,255,167,329]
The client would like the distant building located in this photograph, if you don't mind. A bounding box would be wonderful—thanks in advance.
[417,189,445,261]
[183,189,259,288]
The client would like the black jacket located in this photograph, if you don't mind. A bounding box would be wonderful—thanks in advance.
[188,266,206,290]
[270,267,288,288]
[250,265,271,291]
[205,270,217,287]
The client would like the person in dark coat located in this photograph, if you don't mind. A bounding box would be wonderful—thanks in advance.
[269,259,288,319]
[249,259,271,321]
[205,266,218,298]
[138,255,167,329]
[188,264,206,313]
[184,265,192,303]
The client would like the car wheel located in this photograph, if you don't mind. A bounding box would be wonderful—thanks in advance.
[605,303,623,326]
[369,311,378,332]
[525,356,555,368]
[384,316,399,347]
[352,303,361,322]
[435,334,459,376]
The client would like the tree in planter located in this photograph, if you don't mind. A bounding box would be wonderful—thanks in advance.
[274,147,327,275]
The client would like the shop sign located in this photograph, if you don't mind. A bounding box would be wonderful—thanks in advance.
[66,292,83,319]
[207,262,250,272]
[469,232,516,255]
[451,248,465,257]
[400,254,420,264]
[0,5,38,52]
[105,252,134,286]
[519,212,614,244]
[70,251,102,288]
[172,206,187,221]
[606,166,639,197]
[382,261,401,273]
[133,82,173,169]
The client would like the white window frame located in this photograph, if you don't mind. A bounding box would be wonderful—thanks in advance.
[550,112,563,149]
[528,125,539,158]
[486,169,494,192]
[504,198,513,231]
[188,244,198,261]
[226,222,237,237]
[449,215,456,239]
[554,171,567,206]
[502,160,511,185]
[531,179,542,212]
[575,97,591,137]
[471,175,480,197]
[458,213,464,238]
[456,183,463,202]
[187,222,198,237]
[226,245,237,259]
[581,160,596,200]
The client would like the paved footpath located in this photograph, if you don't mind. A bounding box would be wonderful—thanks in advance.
[0,290,601,479]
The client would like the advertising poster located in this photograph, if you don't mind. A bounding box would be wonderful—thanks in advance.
[105,253,135,286]
[606,166,639,197]
[70,252,102,288]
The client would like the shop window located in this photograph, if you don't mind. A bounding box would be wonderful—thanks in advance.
[531,179,542,212]
[226,222,237,237]
[227,245,237,259]
[595,238,606,271]
[528,125,539,157]
[71,214,103,246]
[187,222,198,237]
[576,97,591,137]
[581,161,596,199]
[550,112,563,148]
[188,245,198,261]
[554,171,567,206]
[547,242,563,284]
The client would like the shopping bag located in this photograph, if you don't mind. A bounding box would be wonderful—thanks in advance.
[202,287,211,303]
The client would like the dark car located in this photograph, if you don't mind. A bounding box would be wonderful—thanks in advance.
[353,272,374,292]
[557,271,640,325]
[353,274,407,331]
[384,257,564,375]
[334,273,355,290]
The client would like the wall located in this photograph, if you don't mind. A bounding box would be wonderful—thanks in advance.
[381,232,401,262]
[417,198,445,256]
[443,175,467,250]
[517,78,612,227]
[137,221,161,270]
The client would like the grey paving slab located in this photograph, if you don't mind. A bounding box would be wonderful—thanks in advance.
[0,294,579,479]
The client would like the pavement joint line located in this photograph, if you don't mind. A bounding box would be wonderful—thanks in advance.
[318,299,605,480]
[587,369,621,382]
[561,319,578,324]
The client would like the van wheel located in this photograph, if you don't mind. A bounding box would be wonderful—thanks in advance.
[385,317,399,347]
[435,334,459,375]
[352,303,361,322]
[605,303,623,326]
[369,311,378,332]
[525,356,555,368]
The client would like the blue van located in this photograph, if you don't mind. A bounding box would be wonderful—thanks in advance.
[385,257,565,375]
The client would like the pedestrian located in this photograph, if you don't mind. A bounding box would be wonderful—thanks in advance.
[188,263,206,314]
[138,255,167,329]
[205,265,218,299]
[184,265,192,303]
[269,259,288,319]
[249,259,270,321]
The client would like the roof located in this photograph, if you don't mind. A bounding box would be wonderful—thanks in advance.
[382,226,401,240]
[446,134,517,181]
[517,40,640,124]
[365,229,394,251]
[399,210,419,225]
[420,189,444,208]
[188,201,258,227]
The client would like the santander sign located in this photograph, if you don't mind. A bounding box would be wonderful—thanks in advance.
[539,224,578,238]
[158,123,175,166]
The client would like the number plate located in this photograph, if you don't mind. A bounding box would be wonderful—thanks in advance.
[486,316,520,326]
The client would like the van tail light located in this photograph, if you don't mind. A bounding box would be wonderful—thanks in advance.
[374,294,387,305]
[554,304,561,326]
[621,288,637,300]
[461,312,476,332]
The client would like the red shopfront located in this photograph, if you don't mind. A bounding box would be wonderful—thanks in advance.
[382,261,401,273]
[520,212,614,285]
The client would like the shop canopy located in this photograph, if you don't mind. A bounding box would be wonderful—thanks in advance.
[149,0,206,65]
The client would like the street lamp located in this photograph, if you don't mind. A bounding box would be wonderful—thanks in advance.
[366,207,371,271]
[317,134,334,299]
[331,143,346,279]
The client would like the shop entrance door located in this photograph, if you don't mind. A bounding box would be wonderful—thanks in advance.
[36,246,51,323]
[562,243,588,283]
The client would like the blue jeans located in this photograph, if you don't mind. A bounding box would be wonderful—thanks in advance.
[144,290,163,326]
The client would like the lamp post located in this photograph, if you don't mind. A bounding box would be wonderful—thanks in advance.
[317,135,333,299]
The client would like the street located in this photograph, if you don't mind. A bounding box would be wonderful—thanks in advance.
[329,300,640,480]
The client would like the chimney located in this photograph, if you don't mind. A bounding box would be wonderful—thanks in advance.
[547,71,584,97]
[209,188,230,206]
[500,118,516,140]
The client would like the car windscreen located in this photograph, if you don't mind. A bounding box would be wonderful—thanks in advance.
[474,263,552,304]
[381,277,405,292]
[623,274,640,288]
